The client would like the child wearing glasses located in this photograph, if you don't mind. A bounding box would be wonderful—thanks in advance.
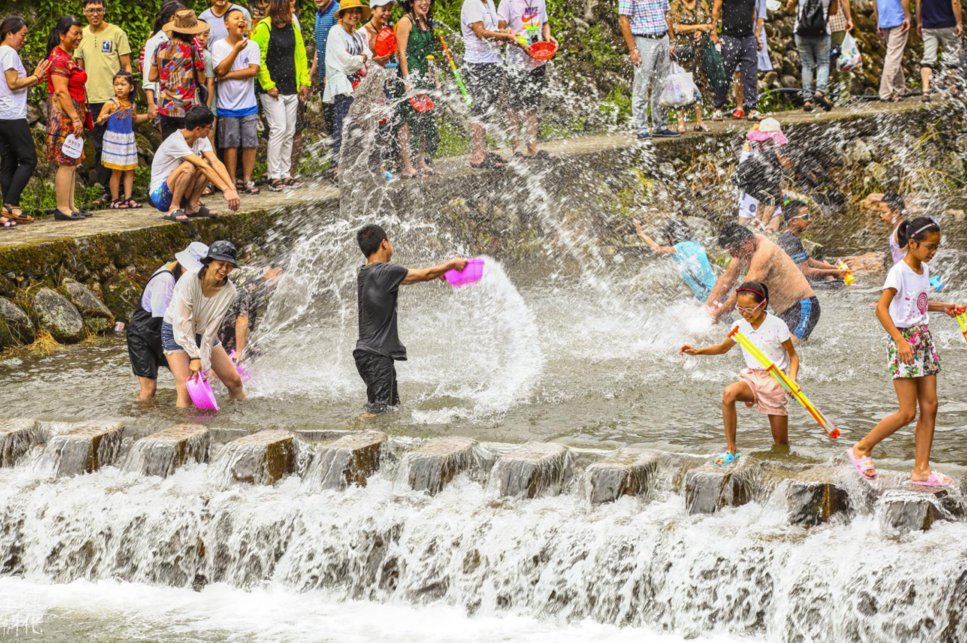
[848,218,966,487]
[680,281,800,466]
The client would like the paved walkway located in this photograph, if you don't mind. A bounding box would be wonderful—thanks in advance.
[0,99,931,250]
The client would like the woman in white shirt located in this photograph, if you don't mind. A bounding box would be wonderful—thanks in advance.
[162,240,247,408]
[324,0,372,168]
[0,17,48,225]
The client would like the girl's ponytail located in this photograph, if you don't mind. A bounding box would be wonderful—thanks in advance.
[898,217,940,247]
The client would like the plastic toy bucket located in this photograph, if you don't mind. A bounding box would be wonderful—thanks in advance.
[529,41,558,61]
[186,376,219,411]
[444,257,485,287]
[408,94,435,112]
[374,27,397,57]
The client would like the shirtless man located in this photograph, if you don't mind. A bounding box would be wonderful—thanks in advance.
[706,223,821,341]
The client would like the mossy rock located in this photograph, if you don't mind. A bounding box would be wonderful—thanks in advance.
[0,297,35,349]
[102,273,143,324]
[31,287,85,344]
[62,278,114,320]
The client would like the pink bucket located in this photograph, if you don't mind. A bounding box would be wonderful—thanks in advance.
[186,376,219,411]
[229,350,251,382]
[444,257,485,287]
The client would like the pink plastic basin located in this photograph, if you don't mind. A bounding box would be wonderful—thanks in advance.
[444,257,485,287]
[186,376,219,411]
[229,350,251,382]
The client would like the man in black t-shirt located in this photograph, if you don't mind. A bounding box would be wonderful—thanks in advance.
[353,224,468,413]
[711,0,765,120]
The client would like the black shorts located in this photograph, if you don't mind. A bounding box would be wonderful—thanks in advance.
[353,349,400,413]
[463,62,503,118]
[127,325,167,379]
[506,64,546,110]
[778,296,821,341]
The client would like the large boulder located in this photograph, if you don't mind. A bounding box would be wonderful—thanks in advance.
[32,288,85,343]
[0,297,34,348]
[62,278,114,334]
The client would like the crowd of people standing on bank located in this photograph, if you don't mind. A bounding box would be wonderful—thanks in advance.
[0,0,960,226]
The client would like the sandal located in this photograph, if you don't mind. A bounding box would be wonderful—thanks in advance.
[921,93,931,103]
[731,108,745,120]
[242,182,261,195]
[284,177,302,188]
[712,110,724,121]
[847,447,877,480]
[109,199,130,209]
[4,204,32,223]
[677,123,687,134]
[693,123,710,132]
[815,92,833,112]
[162,210,190,223]
[910,471,953,487]
[125,198,143,208]
[91,194,111,208]
[0,215,15,228]
[714,451,741,467]
[201,184,214,197]
[267,179,285,192]
[746,110,765,121]
[803,101,814,113]
[186,205,216,219]
[469,153,506,169]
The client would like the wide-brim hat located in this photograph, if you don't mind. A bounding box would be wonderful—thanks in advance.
[175,241,209,272]
[163,9,211,37]
[202,240,239,268]
[336,0,372,21]
[746,117,788,146]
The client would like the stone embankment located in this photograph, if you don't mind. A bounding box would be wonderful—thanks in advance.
[4,417,964,535]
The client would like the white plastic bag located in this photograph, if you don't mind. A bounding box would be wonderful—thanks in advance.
[838,32,861,71]
[61,133,84,160]
[659,64,699,107]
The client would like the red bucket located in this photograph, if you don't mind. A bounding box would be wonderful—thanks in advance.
[408,94,435,112]
[374,27,397,57]
[529,40,558,61]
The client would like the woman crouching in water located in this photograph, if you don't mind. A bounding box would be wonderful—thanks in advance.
[162,240,246,407]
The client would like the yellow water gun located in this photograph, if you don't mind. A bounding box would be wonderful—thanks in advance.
[836,262,855,286]
[728,327,841,439]
[957,312,967,344]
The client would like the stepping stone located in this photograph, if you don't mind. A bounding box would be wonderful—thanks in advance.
[41,421,125,476]
[0,418,37,467]
[585,447,660,504]
[684,457,760,515]
[309,431,386,490]
[786,479,852,526]
[400,436,486,495]
[881,492,946,532]
[212,429,296,485]
[492,442,572,499]
[124,424,210,478]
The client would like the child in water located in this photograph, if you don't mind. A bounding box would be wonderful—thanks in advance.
[680,281,800,466]
[848,218,965,486]
[634,218,716,302]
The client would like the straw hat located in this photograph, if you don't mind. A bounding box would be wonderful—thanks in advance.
[336,0,372,21]
[163,9,211,37]
[746,117,788,146]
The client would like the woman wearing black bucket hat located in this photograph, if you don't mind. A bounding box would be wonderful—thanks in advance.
[161,240,247,408]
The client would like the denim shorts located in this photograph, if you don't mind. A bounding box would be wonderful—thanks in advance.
[161,322,219,353]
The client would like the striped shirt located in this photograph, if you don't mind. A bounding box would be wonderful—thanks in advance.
[315,0,340,82]
[618,0,671,36]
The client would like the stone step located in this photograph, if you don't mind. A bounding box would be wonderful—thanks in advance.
[0,418,38,467]
[308,431,386,490]
[40,421,125,477]
[684,457,761,515]
[124,424,210,478]
[399,436,490,495]
[585,447,660,505]
[491,442,573,499]
[211,429,296,485]
[786,479,853,527]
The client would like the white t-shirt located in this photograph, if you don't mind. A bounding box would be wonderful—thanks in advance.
[0,45,27,120]
[461,0,503,64]
[884,260,931,328]
[732,313,791,371]
[497,0,548,69]
[199,5,252,50]
[150,131,214,192]
[212,38,260,115]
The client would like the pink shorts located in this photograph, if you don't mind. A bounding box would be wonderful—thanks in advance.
[738,368,788,416]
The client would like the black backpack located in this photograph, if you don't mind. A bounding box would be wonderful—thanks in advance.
[795,0,827,37]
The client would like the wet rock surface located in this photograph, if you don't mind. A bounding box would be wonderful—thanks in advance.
[492,442,573,498]
[684,457,761,515]
[62,278,114,334]
[0,297,34,348]
[0,418,37,467]
[309,431,386,490]
[32,287,85,343]
[123,424,210,478]
[39,421,125,476]
[786,480,853,526]
[211,429,296,485]
[585,447,660,504]
[400,436,491,495]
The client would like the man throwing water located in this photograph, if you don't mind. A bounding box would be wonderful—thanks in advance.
[706,223,821,340]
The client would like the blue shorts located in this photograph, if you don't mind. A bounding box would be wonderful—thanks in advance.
[149,180,173,212]
[778,296,821,341]
[161,322,220,353]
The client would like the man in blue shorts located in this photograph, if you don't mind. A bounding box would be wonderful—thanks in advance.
[148,105,240,222]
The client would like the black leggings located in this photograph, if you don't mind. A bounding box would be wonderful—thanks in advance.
[0,118,37,207]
